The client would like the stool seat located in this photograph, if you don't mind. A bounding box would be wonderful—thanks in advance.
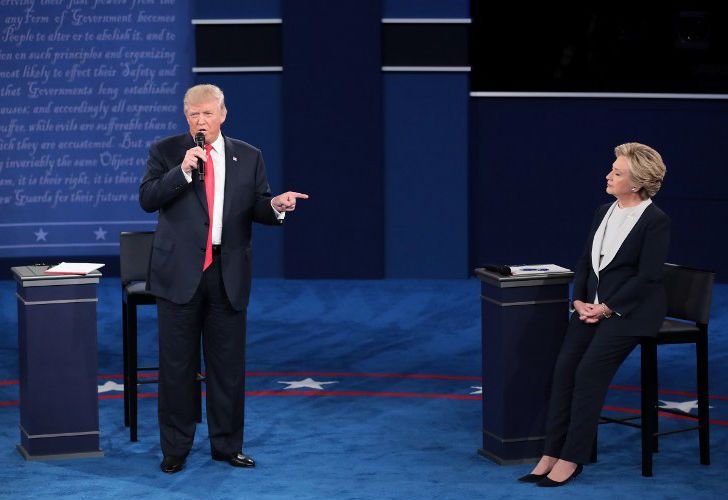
[656,319,700,341]
[124,281,152,296]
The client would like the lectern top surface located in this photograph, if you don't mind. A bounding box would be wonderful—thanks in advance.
[474,267,573,288]
[11,266,102,286]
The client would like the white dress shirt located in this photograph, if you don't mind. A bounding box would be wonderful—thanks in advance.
[599,203,641,266]
[183,133,283,245]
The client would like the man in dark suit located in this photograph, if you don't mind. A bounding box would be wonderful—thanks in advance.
[139,84,307,473]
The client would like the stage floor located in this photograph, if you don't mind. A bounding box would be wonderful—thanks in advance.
[1,278,726,499]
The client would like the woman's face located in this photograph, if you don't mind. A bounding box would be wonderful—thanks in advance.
[606,155,635,198]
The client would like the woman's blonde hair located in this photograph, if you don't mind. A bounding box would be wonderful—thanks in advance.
[614,142,666,199]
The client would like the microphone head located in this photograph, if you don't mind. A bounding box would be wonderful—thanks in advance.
[194,132,205,147]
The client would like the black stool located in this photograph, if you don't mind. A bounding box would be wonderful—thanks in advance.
[120,231,204,441]
[594,263,714,476]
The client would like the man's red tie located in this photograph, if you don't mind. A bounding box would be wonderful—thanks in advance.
[202,143,215,271]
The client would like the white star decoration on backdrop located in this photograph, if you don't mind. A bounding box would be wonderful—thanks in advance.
[658,399,713,414]
[470,386,483,395]
[98,381,124,393]
[93,227,107,240]
[277,378,339,390]
[34,228,48,241]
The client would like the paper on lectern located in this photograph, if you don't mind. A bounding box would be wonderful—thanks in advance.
[44,262,105,275]
[509,264,571,275]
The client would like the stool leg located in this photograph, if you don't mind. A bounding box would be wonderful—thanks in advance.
[128,301,139,442]
[122,298,130,427]
[640,341,656,477]
[697,331,710,465]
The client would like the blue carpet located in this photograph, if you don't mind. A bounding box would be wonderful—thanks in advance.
[0,278,726,499]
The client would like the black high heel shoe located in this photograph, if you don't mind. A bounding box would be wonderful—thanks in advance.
[517,471,549,483]
[536,464,583,487]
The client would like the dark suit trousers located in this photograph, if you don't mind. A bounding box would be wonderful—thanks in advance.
[542,315,640,464]
[156,257,247,457]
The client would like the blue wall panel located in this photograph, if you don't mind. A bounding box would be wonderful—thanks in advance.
[384,0,469,18]
[194,74,284,277]
[469,98,728,279]
[384,74,469,277]
[193,0,281,19]
[282,0,384,279]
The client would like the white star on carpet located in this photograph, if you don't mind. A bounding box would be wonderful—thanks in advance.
[277,378,339,390]
[98,381,124,393]
[93,227,107,240]
[34,228,48,242]
[470,386,483,395]
[658,399,713,414]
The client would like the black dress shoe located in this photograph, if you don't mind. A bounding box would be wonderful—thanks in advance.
[160,455,186,474]
[211,449,256,468]
[537,464,583,487]
[517,472,549,483]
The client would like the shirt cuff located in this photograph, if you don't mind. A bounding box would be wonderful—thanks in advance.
[182,167,192,183]
[271,201,286,220]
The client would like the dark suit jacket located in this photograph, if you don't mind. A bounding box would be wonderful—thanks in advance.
[571,202,671,337]
[139,133,281,311]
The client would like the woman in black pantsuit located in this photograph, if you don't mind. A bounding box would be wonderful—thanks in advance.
[519,142,670,487]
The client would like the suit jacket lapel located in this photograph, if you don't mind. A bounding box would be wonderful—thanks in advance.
[598,199,653,271]
[591,202,615,277]
[222,135,237,227]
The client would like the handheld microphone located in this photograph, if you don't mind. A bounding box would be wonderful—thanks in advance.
[194,132,205,181]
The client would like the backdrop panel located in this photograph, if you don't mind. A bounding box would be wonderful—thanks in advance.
[469,97,728,279]
[282,0,384,279]
[384,73,469,278]
[0,1,194,257]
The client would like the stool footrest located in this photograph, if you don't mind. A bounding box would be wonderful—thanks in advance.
[657,407,699,419]
[600,415,642,429]
[655,426,701,437]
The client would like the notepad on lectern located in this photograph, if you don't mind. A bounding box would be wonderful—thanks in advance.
[44,262,105,275]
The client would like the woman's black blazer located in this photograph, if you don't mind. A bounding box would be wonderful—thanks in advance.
[571,202,671,337]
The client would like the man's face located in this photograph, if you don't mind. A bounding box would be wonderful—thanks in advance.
[185,99,227,143]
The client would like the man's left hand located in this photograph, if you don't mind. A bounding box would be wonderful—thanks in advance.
[272,191,309,212]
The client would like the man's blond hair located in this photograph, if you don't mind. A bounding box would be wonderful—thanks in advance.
[183,84,226,113]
